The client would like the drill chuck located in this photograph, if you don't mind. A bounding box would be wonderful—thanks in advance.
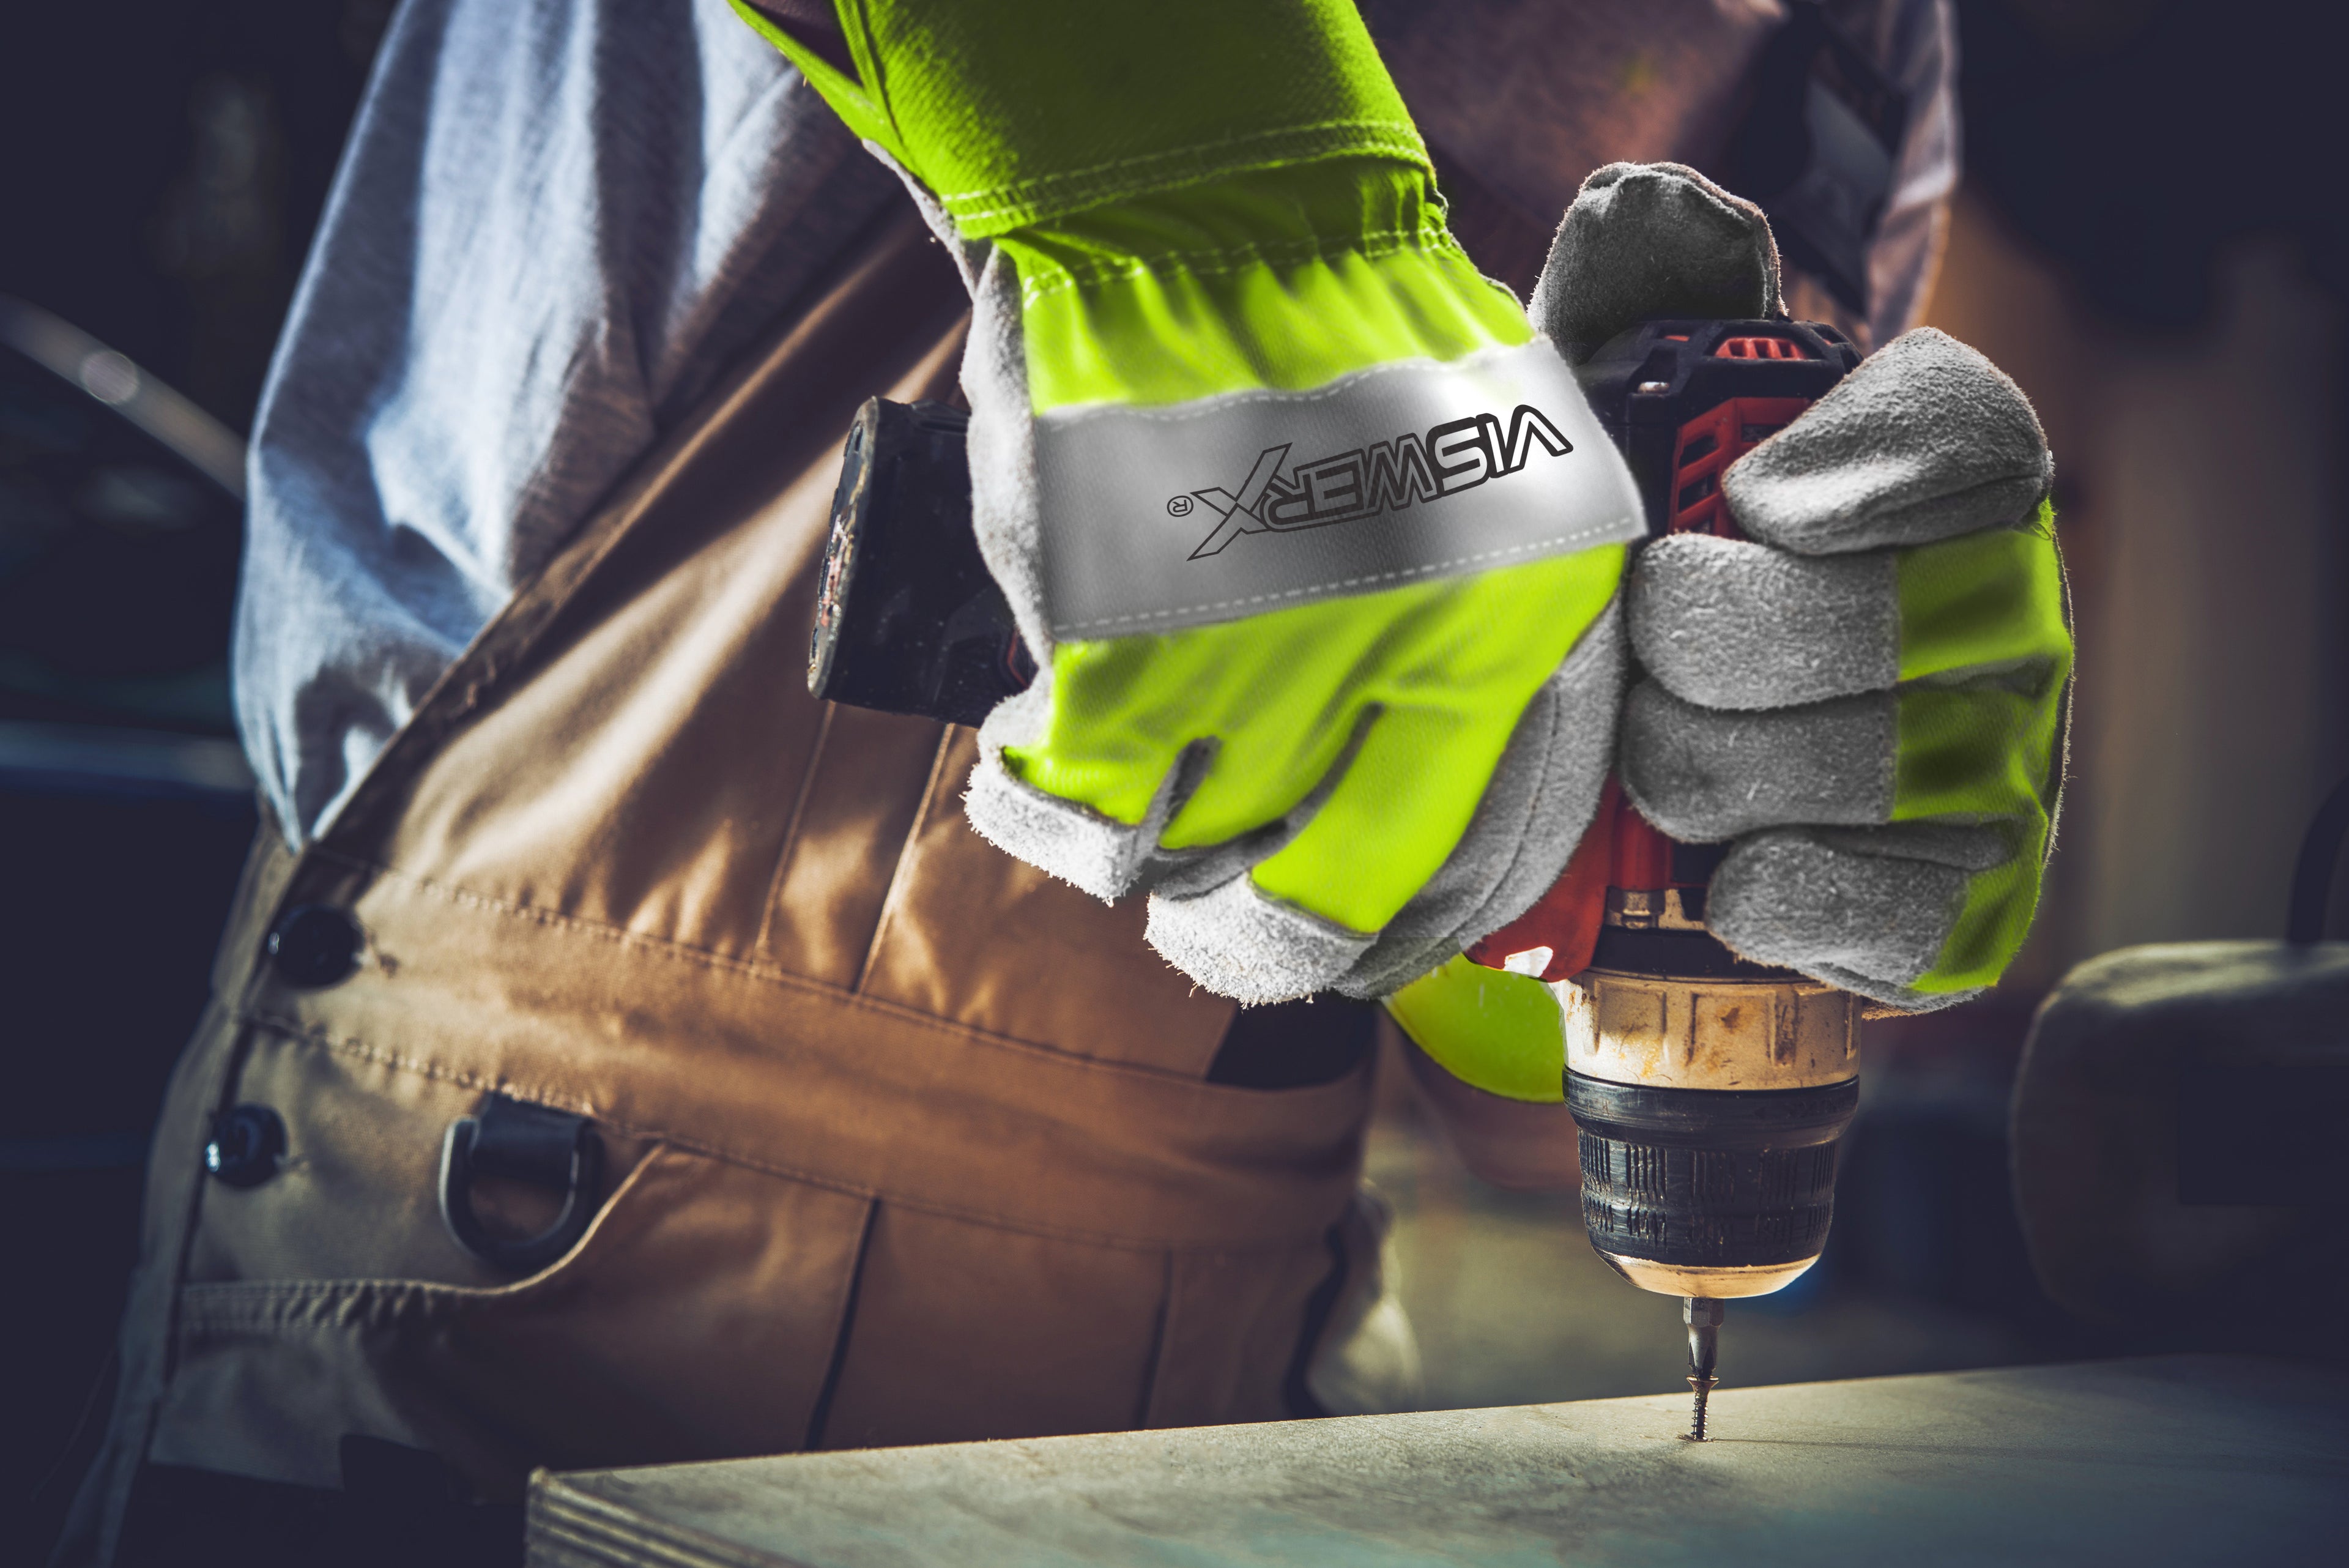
[1562,926,1861,1298]
[1570,1067,1858,1297]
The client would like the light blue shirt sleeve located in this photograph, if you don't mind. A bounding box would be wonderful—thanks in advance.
[236,0,902,843]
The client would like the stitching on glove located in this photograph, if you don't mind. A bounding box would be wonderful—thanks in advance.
[1037,340,1548,432]
[1054,519,1633,635]
[938,121,1428,228]
[1015,225,1463,307]
[1897,655,2065,697]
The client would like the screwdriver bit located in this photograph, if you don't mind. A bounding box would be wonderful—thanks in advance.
[1683,1296,1723,1441]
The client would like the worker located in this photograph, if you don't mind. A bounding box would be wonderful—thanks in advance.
[52,2,2064,1564]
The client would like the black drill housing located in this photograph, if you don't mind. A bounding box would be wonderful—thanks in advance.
[808,398,1031,728]
[1572,317,1858,538]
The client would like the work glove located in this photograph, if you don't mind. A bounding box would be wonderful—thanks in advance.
[1389,163,2072,1100]
[1624,329,2067,1010]
[739,0,1646,1003]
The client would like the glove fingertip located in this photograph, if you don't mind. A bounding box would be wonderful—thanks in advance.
[962,752,1137,902]
[1529,162,1781,356]
[1619,683,1895,844]
[1704,830,1970,1005]
[1627,534,1899,710]
[1145,877,1370,1006]
[1723,327,2057,555]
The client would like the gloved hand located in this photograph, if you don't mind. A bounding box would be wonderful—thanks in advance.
[740,0,1647,1002]
[1388,162,2071,1099]
[1624,321,2068,1010]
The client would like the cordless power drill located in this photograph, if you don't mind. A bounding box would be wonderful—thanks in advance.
[1462,318,1863,1439]
[807,318,1863,1440]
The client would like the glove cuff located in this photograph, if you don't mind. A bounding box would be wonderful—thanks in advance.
[733,0,1426,237]
[1008,160,1516,413]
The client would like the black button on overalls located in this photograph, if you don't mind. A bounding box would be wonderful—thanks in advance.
[267,904,363,988]
[204,1105,286,1188]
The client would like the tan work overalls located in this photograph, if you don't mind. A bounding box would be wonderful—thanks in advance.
[59,208,1379,1564]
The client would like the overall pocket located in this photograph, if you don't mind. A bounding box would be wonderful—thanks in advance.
[150,1028,872,1501]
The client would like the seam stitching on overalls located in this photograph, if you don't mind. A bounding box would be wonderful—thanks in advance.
[238,1010,1340,1255]
[757,699,838,956]
[851,725,959,994]
[307,848,1294,1096]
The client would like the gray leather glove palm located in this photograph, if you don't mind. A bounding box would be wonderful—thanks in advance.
[1389,163,2073,1105]
[1582,168,2073,1011]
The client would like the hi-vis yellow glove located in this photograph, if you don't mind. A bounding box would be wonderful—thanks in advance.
[1391,164,2072,1101]
[739,0,1644,1001]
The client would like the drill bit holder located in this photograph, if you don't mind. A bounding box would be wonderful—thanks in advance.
[1569,1064,1858,1298]
[1563,926,1861,1298]
[1684,1295,1724,1440]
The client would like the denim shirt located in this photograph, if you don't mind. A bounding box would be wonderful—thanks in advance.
[236,0,904,841]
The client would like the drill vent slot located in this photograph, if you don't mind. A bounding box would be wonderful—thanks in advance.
[1668,395,1815,537]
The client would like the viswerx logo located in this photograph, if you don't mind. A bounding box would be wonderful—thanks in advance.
[1183,404,1573,560]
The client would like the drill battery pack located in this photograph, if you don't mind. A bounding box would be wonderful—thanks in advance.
[808,397,1031,729]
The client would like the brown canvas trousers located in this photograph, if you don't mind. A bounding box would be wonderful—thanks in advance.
[58,208,1376,1564]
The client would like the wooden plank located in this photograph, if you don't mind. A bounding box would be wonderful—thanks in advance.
[527,1355,2348,1567]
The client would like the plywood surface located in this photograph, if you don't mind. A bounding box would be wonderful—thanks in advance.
[527,1355,2347,1567]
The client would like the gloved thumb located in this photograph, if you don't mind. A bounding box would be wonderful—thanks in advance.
[1528,162,1781,359]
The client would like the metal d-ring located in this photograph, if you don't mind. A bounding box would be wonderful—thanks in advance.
[438,1093,603,1275]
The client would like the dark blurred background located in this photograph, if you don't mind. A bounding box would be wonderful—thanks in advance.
[1,0,392,1542]
[1,0,2341,1546]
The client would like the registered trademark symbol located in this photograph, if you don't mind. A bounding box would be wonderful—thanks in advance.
[1167,495,1193,516]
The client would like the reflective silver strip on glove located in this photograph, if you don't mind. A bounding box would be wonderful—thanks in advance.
[1032,341,1644,639]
